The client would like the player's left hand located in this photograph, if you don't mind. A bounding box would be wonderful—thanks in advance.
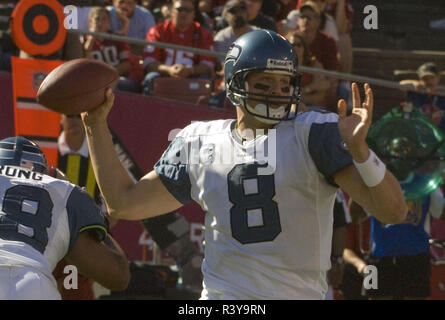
[337,83,373,161]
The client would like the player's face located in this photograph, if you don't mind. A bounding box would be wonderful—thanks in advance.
[245,71,292,107]
[89,12,110,33]
[237,71,294,127]
[172,0,195,29]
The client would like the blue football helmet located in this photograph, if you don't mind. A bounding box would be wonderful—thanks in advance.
[0,136,48,173]
[224,29,301,124]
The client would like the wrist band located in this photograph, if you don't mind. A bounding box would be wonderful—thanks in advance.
[353,149,386,187]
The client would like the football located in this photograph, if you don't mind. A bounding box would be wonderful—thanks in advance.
[37,58,119,115]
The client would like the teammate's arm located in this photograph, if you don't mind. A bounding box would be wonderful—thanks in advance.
[81,89,183,220]
[65,230,130,291]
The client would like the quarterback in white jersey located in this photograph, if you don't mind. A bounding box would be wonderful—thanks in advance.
[0,136,130,299]
[155,112,352,299]
[82,30,407,299]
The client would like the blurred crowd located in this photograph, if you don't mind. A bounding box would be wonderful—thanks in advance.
[0,0,356,110]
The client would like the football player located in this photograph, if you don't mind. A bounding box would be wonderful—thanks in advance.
[0,136,130,299]
[82,30,407,299]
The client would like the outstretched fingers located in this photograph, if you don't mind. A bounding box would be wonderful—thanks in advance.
[351,82,361,110]
[363,83,373,124]
[337,98,347,120]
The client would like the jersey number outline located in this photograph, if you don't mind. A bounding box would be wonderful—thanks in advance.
[0,185,53,253]
[227,163,281,244]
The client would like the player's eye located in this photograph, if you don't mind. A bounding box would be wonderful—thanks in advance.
[253,83,270,91]
[281,87,290,93]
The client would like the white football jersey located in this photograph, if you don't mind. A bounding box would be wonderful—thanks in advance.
[155,110,353,299]
[0,165,107,281]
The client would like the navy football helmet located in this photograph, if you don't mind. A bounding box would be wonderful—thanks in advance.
[224,29,301,124]
[0,136,48,173]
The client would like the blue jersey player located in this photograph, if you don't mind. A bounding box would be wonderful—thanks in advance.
[0,136,130,299]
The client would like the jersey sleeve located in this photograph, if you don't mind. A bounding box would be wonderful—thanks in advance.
[66,186,108,252]
[154,131,192,205]
[307,114,353,186]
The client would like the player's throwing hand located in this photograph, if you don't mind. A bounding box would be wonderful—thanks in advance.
[81,87,115,125]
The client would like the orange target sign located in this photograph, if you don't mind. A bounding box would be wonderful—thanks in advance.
[10,0,67,56]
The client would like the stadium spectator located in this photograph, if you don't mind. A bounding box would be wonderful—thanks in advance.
[245,0,277,31]
[214,0,257,64]
[151,3,172,24]
[262,0,298,21]
[325,0,354,74]
[324,0,354,107]
[198,0,218,31]
[215,0,277,32]
[109,0,156,55]
[0,136,130,299]
[295,1,339,71]
[81,30,407,299]
[295,1,339,109]
[139,0,166,11]
[348,189,445,300]
[287,31,330,107]
[141,0,215,96]
[211,0,257,107]
[287,0,339,42]
[84,7,140,92]
[400,62,445,131]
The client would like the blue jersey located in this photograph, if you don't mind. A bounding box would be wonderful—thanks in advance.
[371,195,430,257]
[0,165,107,280]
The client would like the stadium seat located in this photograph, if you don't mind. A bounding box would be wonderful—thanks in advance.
[152,78,213,104]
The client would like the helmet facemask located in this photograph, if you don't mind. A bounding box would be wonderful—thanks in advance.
[227,69,301,125]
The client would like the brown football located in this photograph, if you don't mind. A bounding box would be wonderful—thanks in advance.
[37,58,119,115]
